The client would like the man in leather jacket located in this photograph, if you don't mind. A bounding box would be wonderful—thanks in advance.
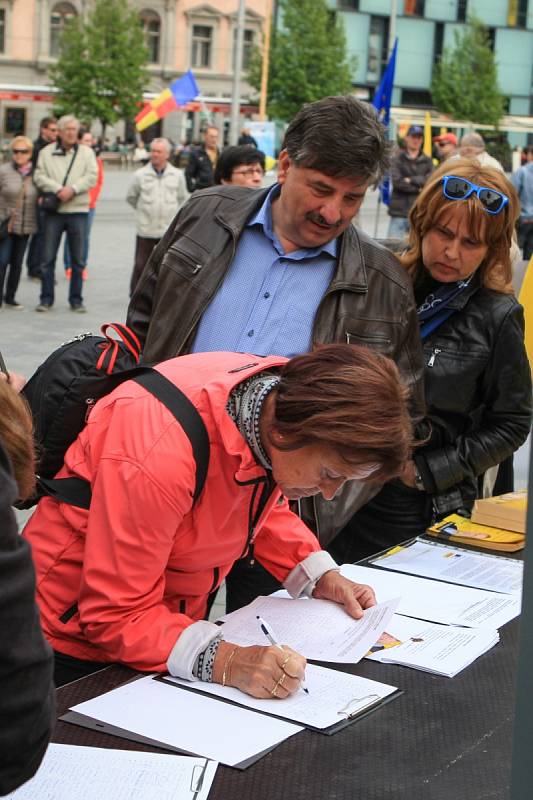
[127,95,425,611]
[185,126,219,193]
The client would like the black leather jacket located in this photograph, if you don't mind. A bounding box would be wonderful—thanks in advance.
[414,271,532,514]
[127,184,425,544]
[184,145,217,192]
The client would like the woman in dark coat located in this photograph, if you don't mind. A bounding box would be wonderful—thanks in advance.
[331,159,532,562]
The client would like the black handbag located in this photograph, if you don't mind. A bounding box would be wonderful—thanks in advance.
[0,216,10,240]
[40,192,61,212]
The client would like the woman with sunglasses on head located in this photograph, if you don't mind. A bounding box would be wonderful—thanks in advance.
[330,160,532,562]
[0,137,39,309]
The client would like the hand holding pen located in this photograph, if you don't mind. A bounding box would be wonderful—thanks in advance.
[257,615,309,695]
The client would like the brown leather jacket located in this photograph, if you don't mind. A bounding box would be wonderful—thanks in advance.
[127,184,425,544]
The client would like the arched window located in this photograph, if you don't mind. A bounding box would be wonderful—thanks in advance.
[139,9,161,64]
[50,2,77,57]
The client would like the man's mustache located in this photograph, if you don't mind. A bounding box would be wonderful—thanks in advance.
[305,211,342,229]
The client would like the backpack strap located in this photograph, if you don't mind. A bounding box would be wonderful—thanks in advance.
[39,367,210,510]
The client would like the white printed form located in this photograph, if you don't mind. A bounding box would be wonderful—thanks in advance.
[340,564,521,629]
[371,538,523,596]
[71,675,303,768]
[164,664,398,729]
[5,744,217,800]
[219,595,399,663]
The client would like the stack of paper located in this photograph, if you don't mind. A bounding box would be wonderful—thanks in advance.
[471,490,527,533]
[218,595,399,663]
[365,614,499,677]
[340,563,521,629]
[370,538,523,596]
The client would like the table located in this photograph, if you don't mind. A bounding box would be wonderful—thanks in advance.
[54,619,518,800]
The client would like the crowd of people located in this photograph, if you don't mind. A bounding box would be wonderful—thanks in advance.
[1,95,532,794]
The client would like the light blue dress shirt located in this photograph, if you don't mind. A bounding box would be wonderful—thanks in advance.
[192,185,337,357]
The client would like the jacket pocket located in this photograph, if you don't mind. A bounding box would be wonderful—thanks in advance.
[163,238,209,280]
[345,331,392,352]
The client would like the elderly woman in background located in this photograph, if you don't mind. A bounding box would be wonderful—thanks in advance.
[330,160,532,563]
[0,136,38,309]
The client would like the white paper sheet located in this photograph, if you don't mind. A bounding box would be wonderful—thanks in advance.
[365,613,499,677]
[371,538,523,595]
[219,595,399,662]
[164,663,398,729]
[71,676,302,767]
[5,743,217,800]
[340,564,520,629]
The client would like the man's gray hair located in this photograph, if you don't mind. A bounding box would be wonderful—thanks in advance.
[151,137,172,154]
[57,115,80,131]
[282,95,391,185]
[460,132,485,151]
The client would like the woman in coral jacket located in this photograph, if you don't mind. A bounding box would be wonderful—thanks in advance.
[24,345,413,696]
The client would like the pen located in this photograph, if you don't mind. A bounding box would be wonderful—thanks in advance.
[256,615,309,694]
[0,350,8,378]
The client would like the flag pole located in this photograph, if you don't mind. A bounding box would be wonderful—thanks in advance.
[259,0,272,121]
[230,0,246,145]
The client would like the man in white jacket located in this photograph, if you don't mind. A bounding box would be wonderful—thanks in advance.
[127,137,188,295]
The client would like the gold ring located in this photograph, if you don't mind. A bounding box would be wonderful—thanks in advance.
[278,673,286,688]
[281,654,291,670]
[270,683,279,697]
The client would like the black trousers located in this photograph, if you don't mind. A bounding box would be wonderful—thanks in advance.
[130,236,160,296]
[328,480,434,566]
[0,233,29,305]
[54,650,111,688]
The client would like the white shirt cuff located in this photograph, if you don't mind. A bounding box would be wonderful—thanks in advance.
[284,551,339,598]
[166,620,222,681]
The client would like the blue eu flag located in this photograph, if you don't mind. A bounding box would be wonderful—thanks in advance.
[372,39,398,205]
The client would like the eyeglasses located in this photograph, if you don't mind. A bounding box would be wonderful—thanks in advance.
[232,166,264,177]
[442,175,509,215]
[12,149,30,155]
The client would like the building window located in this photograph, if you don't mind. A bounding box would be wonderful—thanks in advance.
[140,9,161,64]
[192,24,212,69]
[508,0,529,27]
[366,16,388,84]
[401,88,432,107]
[4,107,26,136]
[404,0,425,15]
[232,28,255,70]
[0,9,5,54]
[50,2,77,57]
[434,21,444,62]
[486,26,496,51]
[337,1,359,8]
[457,0,468,23]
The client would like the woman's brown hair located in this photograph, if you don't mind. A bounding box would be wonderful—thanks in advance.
[403,158,520,293]
[0,380,35,501]
[271,344,413,483]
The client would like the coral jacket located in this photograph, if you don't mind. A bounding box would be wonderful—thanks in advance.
[24,352,322,671]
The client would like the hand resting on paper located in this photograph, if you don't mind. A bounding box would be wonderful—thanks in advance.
[312,569,376,619]
[212,641,306,700]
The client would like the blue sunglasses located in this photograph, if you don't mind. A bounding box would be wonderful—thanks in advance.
[442,175,509,215]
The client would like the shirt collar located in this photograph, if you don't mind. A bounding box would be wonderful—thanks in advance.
[247,183,338,259]
[53,142,78,156]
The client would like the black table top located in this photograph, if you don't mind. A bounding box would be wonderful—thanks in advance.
[54,618,518,800]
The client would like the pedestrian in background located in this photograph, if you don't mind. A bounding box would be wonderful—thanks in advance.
[214,145,265,188]
[238,127,258,148]
[459,132,504,172]
[0,137,38,309]
[185,126,219,192]
[126,137,188,295]
[33,114,97,313]
[64,129,104,281]
[26,116,58,280]
[511,145,533,261]
[388,125,433,239]
[433,132,458,163]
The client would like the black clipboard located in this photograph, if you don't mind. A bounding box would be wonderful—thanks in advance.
[155,673,403,736]
[59,674,292,770]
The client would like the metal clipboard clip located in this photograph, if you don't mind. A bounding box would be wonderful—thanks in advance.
[337,693,381,719]
[190,761,208,799]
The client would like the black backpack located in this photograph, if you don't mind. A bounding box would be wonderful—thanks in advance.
[20,323,209,510]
